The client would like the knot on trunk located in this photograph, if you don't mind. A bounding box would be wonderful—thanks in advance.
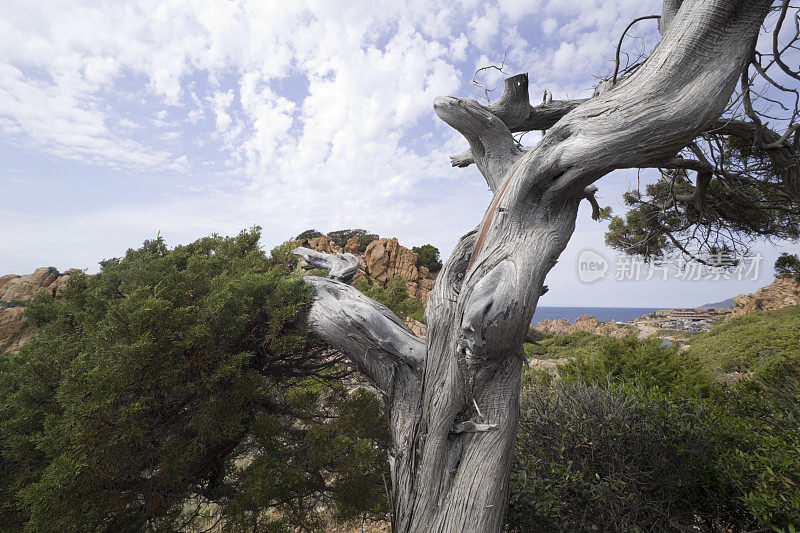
[458,260,518,362]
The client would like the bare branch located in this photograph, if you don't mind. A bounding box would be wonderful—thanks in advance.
[293,246,360,283]
[446,78,584,170]
[434,94,524,191]
[449,150,475,168]
[764,123,800,149]
[471,45,511,103]
[300,276,424,397]
[773,0,800,83]
[612,15,661,85]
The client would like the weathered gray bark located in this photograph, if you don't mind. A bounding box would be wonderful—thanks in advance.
[295,1,774,531]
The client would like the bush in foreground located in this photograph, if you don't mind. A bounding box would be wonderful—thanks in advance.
[513,310,800,531]
[0,229,390,532]
[509,382,721,532]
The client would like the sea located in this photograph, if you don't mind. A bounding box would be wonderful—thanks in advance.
[531,307,660,325]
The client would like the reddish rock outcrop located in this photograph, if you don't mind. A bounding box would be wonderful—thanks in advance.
[0,267,75,354]
[730,276,800,316]
[294,236,341,255]
[292,236,438,304]
[405,317,428,339]
[535,315,634,338]
[343,236,362,254]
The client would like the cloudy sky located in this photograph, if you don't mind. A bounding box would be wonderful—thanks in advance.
[1,0,797,307]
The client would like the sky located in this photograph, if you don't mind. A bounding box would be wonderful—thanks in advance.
[1,0,798,308]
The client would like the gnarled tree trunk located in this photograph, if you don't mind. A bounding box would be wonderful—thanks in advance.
[295,1,774,531]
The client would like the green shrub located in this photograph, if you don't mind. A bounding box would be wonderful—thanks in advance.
[553,334,715,398]
[412,244,442,272]
[710,357,800,528]
[687,305,800,373]
[326,229,378,252]
[515,311,800,530]
[354,277,424,322]
[0,229,390,532]
[295,228,324,240]
[509,381,720,532]
[775,252,800,282]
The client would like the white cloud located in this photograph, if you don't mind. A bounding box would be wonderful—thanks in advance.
[498,0,541,22]
[2,0,722,310]
[467,7,500,50]
[211,89,235,134]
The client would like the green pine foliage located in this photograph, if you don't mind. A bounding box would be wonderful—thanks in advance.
[294,229,324,240]
[775,252,800,282]
[0,228,390,532]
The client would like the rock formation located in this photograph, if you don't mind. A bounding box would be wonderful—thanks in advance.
[405,317,428,338]
[535,315,634,338]
[292,236,438,304]
[0,267,74,354]
[729,276,800,316]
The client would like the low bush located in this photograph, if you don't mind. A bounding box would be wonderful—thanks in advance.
[509,381,720,532]
[513,308,800,531]
[537,333,715,398]
[354,277,424,322]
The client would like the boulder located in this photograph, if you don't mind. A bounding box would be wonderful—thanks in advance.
[343,236,362,254]
[405,317,427,339]
[293,236,340,254]
[730,276,800,316]
[0,267,63,302]
[0,306,34,354]
[0,267,74,354]
[364,238,418,285]
[291,236,438,304]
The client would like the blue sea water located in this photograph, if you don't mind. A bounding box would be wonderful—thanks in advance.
[531,307,660,325]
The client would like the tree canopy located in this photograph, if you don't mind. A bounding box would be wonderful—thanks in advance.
[412,244,442,272]
[326,229,379,252]
[602,2,800,264]
[775,251,800,281]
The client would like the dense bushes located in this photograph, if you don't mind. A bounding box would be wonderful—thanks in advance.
[412,244,442,272]
[295,228,325,240]
[512,308,800,531]
[712,357,800,527]
[0,229,390,532]
[686,305,800,373]
[354,277,424,322]
[509,382,720,532]
[326,229,378,252]
[546,334,714,398]
[295,228,379,254]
